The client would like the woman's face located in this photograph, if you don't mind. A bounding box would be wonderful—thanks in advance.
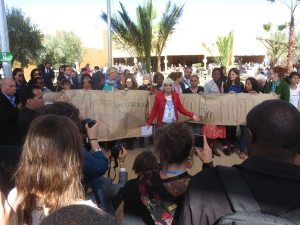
[33,71,41,79]
[15,71,25,82]
[82,79,92,90]
[143,77,150,85]
[126,78,133,88]
[290,75,299,85]
[229,71,238,82]
[212,70,222,82]
[163,83,172,93]
[156,75,164,86]
[245,80,253,92]
[269,69,278,80]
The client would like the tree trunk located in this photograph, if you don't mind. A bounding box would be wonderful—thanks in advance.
[157,56,161,72]
[287,13,295,74]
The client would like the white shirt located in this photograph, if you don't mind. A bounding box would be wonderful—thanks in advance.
[289,86,300,108]
[204,80,224,94]
[162,96,176,124]
[8,188,96,225]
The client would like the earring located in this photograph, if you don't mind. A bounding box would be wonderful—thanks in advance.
[185,158,192,169]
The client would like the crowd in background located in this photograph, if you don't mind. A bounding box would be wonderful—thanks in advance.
[1,60,300,225]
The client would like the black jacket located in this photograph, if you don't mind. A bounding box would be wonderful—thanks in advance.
[0,92,20,145]
[18,106,36,142]
[179,157,300,225]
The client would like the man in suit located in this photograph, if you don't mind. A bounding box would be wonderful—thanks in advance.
[0,78,20,145]
[182,66,193,89]
[41,62,55,91]
[57,65,79,89]
[18,85,44,142]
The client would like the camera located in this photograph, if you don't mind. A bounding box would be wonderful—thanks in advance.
[111,144,123,159]
[82,118,96,128]
[193,134,204,148]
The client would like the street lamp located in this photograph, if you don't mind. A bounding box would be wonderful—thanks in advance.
[0,0,12,77]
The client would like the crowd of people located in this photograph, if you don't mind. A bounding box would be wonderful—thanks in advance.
[0,61,300,225]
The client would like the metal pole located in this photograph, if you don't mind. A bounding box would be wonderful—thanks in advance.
[107,0,112,67]
[0,0,11,78]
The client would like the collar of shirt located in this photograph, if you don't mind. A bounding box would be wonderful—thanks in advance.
[237,157,300,181]
[2,92,15,104]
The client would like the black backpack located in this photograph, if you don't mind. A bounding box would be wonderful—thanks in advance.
[215,166,300,225]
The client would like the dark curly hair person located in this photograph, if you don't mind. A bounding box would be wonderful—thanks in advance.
[136,122,212,225]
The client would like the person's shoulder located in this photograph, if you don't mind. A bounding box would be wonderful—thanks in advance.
[172,92,180,97]
[155,91,164,97]
[281,80,289,87]
[7,187,19,211]
[189,167,228,197]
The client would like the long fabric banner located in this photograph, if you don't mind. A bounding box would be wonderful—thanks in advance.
[44,90,278,141]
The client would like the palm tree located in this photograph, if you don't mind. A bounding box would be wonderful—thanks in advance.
[216,31,234,68]
[257,23,288,67]
[101,0,183,73]
[268,0,300,72]
[154,1,184,72]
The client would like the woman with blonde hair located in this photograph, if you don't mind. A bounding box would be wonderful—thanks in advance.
[147,78,199,127]
[8,115,97,225]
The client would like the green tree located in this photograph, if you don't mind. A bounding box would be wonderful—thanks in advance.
[202,31,234,67]
[39,31,85,68]
[154,1,184,72]
[216,31,234,68]
[257,23,288,66]
[101,0,183,72]
[6,7,44,67]
[268,0,300,72]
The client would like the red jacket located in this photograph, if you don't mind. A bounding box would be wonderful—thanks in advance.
[147,91,194,127]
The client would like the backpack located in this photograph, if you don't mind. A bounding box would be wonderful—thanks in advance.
[215,166,300,225]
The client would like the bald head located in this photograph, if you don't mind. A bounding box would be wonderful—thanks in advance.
[246,100,300,161]
[0,78,16,96]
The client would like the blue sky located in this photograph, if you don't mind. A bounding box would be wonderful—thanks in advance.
[5,0,299,55]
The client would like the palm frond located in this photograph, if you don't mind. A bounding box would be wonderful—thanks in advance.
[156,1,184,56]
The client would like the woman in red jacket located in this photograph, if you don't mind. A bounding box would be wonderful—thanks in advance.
[147,78,200,127]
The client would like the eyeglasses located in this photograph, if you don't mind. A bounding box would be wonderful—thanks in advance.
[17,73,24,77]
[164,84,172,87]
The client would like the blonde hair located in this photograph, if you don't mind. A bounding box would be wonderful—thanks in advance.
[162,77,174,86]
[15,115,84,225]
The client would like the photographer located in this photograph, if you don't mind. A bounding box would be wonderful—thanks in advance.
[37,102,128,213]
